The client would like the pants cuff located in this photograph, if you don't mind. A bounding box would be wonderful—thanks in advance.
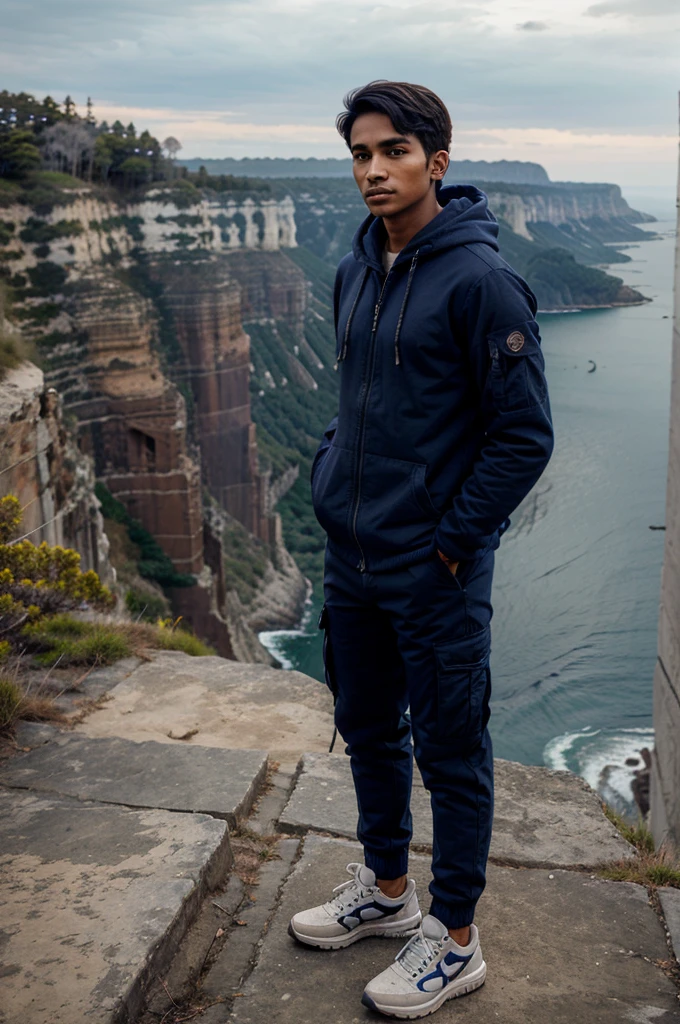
[364,849,409,880]
[429,898,475,930]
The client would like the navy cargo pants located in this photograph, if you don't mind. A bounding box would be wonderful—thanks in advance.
[323,544,494,930]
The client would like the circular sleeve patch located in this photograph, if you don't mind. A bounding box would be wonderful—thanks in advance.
[506,331,525,353]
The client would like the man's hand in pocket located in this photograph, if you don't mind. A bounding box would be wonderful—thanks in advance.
[437,550,459,577]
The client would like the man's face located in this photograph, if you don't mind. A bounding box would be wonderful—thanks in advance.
[349,111,446,217]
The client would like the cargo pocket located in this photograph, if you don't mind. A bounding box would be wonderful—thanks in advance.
[487,319,547,412]
[434,625,490,749]
[318,603,340,754]
[317,602,338,703]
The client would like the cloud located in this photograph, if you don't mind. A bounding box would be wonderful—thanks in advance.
[0,0,678,187]
[585,0,680,16]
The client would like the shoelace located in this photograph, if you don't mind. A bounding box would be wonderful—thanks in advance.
[326,862,372,914]
[395,932,443,976]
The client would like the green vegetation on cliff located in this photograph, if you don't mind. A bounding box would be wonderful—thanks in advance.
[95,483,195,588]
[246,247,339,581]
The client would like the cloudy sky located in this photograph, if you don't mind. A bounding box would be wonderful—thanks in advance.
[2,0,679,206]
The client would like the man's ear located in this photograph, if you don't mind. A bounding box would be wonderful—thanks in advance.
[430,149,449,183]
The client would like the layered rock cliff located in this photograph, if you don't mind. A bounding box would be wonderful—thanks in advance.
[0,360,114,585]
[483,181,654,241]
[0,187,307,659]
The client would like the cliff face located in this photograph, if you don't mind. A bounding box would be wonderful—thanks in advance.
[0,191,297,277]
[1,189,307,659]
[286,177,654,269]
[484,182,654,241]
[149,260,267,541]
[0,361,114,584]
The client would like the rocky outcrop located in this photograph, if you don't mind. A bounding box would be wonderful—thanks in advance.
[1,188,310,659]
[222,250,307,333]
[484,182,654,240]
[0,191,297,278]
[0,361,114,583]
[148,259,272,543]
[48,272,204,576]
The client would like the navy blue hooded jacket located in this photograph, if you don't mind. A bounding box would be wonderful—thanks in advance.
[311,183,554,573]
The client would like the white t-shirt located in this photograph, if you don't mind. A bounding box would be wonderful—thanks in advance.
[383,246,399,273]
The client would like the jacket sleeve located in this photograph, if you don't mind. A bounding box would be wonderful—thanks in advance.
[310,264,344,485]
[434,267,554,563]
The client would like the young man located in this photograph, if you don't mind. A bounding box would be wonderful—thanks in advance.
[288,81,554,1019]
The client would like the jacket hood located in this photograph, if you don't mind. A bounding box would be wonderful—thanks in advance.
[351,183,499,271]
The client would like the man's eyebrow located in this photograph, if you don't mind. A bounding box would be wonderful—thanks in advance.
[350,136,411,153]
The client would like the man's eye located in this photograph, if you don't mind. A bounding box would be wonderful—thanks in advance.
[389,148,405,156]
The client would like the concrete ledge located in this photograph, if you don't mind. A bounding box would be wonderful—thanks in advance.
[279,753,635,869]
[0,789,231,1024]
[0,734,268,827]
[230,836,677,1024]
[659,887,680,962]
[74,650,335,759]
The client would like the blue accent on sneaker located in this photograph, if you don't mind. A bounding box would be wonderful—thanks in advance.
[337,899,405,931]
[362,992,379,1012]
[416,948,474,992]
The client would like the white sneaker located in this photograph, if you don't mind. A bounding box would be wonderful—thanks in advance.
[361,913,486,1019]
[288,862,422,950]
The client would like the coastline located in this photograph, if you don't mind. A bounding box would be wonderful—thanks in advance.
[539,297,653,313]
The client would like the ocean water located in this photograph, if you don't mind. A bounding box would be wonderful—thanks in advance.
[261,221,677,815]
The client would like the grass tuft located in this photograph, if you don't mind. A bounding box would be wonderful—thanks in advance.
[33,628,132,667]
[0,675,66,732]
[23,614,215,667]
[0,677,22,729]
[599,802,680,888]
[603,804,655,855]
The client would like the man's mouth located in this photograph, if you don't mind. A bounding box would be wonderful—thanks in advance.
[366,188,394,198]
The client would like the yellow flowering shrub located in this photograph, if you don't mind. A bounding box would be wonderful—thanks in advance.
[0,495,115,648]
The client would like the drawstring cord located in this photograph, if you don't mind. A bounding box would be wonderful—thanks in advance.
[335,265,370,368]
[394,250,420,366]
[335,251,420,369]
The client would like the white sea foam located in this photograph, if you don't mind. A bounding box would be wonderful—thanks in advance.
[543,726,654,814]
[543,726,600,771]
[258,628,307,669]
[258,580,316,668]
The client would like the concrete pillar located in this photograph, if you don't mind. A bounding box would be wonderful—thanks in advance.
[650,95,680,849]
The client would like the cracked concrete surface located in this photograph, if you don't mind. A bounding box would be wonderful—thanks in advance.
[0,790,231,1024]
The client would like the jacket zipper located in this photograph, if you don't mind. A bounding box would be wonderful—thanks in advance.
[351,267,391,572]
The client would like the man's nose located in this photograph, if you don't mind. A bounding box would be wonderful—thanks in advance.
[367,157,388,180]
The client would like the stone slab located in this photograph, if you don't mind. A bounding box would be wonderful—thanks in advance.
[659,887,680,962]
[13,721,59,749]
[231,836,679,1024]
[0,788,230,1024]
[279,753,634,869]
[200,838,300,1003]
[75,650,335,759]
[0,733,267,826]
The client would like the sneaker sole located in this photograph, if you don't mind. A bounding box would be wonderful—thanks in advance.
[361,960,487,1019]
[287,911,423,950]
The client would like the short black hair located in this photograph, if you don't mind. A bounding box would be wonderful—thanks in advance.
[336,80,452,160]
